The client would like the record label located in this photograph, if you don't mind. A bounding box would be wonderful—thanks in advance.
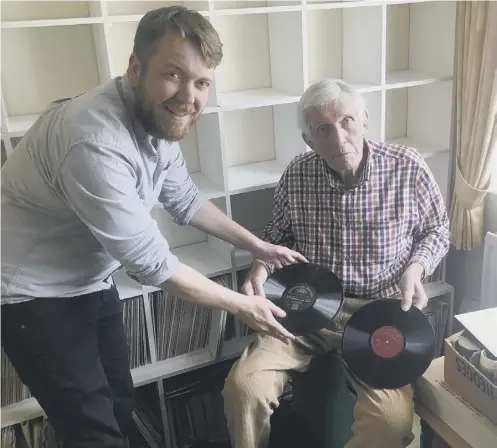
[371,326,405,359]
[342,298,435,390]
[263,263,344,335]
[283,283,316,311]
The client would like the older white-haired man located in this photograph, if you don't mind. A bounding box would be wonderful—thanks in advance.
[222,79,450,448]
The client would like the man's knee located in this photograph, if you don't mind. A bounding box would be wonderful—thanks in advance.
[223,362,284,418]
[354,387,415,445]
[375,400,414,442]
[223,367,265,407]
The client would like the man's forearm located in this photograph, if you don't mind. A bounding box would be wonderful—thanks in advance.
[409,227,450,277]
[189,200,264,253]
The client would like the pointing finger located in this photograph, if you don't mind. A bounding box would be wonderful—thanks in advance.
[292,251,309,263]
[270,320,295,342]
[268,301,286,318]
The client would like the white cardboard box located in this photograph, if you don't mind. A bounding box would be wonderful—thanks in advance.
[416,357,497,448]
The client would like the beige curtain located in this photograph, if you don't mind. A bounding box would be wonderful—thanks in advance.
[450,0,497,250]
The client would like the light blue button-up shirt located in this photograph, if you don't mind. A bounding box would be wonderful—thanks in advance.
[1,75,205,303]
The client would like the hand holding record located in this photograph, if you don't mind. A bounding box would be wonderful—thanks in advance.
[342,298,435,390]
[262,263,344,335]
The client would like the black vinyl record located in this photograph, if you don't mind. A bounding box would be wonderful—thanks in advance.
[263,263,344,335]
[341,298,435,390]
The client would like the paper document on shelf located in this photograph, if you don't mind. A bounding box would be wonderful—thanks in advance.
[455,307,497,357]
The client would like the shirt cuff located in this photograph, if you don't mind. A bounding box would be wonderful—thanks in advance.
[127,251,180,287]
[407,254,431,279]
[173,189,207,226]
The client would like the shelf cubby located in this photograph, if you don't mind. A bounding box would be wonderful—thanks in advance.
[362,91,382,143]
[1,24,108,136]
[150,197,232,279]
[179,113,226,199]
[150,289,214,361]
[386,1,456,87]
[385,80,452,159]
[107,21,138,78]
[223,103,306,193]
[306,5,382,90]
[230,188,275,267]
[0,0,98,23]
[211,11,304,109]
[212,0,301,10]
[106,1,209,17]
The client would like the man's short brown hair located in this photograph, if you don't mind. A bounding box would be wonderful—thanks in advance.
[133,6,223,70]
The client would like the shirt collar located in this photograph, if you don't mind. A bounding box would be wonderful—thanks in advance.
[321,139,374,190]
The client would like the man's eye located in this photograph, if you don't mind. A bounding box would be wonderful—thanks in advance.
[167,72,179,79]
[318,125,330,134]
[197,81,210,89]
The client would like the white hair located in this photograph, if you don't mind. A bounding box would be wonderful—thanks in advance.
[297,79,367,136]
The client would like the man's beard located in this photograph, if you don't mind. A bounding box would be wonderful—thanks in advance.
[133,85,198,142]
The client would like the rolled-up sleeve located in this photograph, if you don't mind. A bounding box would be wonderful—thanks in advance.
[158,143,205,225]
[56,141,179,286]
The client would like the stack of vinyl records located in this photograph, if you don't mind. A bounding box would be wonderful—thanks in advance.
[1,427,16,448]
[150,274,232,360]
[131,386,164,448]
[162,359,237,447]
[1,347,31,407]
[0,417,61,448]
[122,295,152,369]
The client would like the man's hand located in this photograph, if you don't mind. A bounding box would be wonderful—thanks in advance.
[233,294,295,343]
[234,260,295,342]
[399,262,428,311]
[252,241,308,269]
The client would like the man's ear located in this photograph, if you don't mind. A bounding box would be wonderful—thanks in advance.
[302,132,314,150]
[362,109,369,132]
[127,53,141,87]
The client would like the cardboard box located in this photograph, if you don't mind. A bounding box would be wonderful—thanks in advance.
[444,330,497,426]
[416,357,497,448]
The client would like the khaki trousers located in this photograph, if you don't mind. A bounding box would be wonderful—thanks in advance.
[222,298,416,448]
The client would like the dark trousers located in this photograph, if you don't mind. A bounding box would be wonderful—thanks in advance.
[1,286,135,448]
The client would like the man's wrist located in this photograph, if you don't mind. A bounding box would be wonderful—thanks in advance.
[252,258,273,276]
[406,261,425,279]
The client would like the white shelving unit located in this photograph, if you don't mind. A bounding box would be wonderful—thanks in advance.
[1,0,457,443]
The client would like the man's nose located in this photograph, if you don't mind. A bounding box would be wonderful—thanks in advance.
[176,82,195,104]
[336,125,347,143]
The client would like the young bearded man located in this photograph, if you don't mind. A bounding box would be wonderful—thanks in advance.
[0,7,305,447]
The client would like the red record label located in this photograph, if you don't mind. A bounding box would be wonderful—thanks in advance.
[370,326,405,359]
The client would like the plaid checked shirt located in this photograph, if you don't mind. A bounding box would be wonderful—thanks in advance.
[260,140,450,299]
